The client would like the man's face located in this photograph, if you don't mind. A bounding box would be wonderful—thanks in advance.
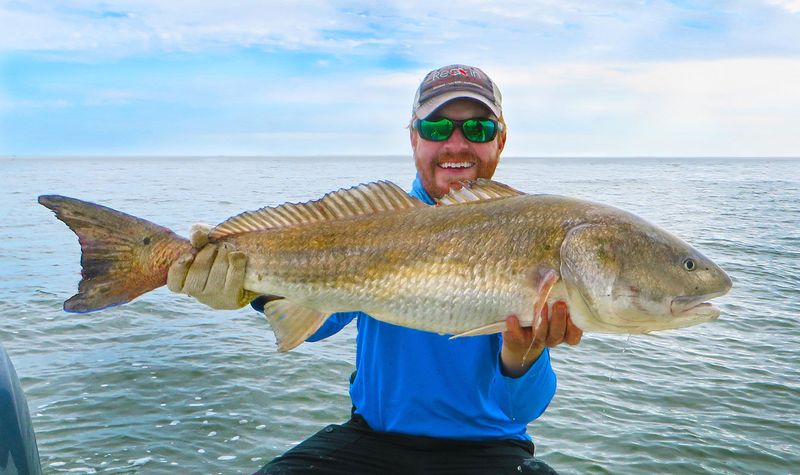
[411,99,506,199]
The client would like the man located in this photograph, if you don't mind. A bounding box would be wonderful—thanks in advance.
[168,64,582,474]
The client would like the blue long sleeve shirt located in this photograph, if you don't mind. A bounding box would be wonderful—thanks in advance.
[255,175,557,441]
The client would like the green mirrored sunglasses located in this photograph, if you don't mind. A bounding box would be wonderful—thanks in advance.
[413,117,502,143]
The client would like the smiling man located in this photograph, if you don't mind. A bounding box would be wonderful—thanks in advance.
[410,65,506,199]
[168,64,581,474]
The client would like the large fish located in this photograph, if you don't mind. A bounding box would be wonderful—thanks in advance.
[39,179,731,351]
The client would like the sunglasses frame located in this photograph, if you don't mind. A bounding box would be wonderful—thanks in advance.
[413,117,502,143]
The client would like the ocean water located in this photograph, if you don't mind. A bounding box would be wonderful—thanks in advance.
[1,156,798,474]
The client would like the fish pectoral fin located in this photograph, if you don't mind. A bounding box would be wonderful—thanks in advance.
[263,300,327,352]
[450,322,508,339]
[526,266,561,328]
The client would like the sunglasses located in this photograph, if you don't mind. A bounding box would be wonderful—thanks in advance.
[413,117,502,143]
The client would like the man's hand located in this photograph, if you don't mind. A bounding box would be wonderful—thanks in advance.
[500,301,583,378]
[166,224,257,310]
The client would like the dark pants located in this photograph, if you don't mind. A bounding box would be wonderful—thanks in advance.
[254,415,559,475]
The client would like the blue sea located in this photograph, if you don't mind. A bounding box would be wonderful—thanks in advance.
[1,156,798,474]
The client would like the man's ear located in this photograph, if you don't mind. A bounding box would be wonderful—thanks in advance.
[496,129,507,154]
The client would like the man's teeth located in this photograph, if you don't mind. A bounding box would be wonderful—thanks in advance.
[438,162,474,169]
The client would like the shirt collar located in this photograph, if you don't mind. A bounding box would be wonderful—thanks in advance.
[410,174,436,205]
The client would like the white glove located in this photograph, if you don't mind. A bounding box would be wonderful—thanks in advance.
[167,224,257,310]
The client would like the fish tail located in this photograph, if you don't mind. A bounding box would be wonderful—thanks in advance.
[38,195,194,313]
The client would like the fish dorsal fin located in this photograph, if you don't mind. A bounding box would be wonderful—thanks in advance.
[436,179,525,206]
[209,180,424,240]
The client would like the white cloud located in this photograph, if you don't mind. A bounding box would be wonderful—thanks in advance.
[767,0,800,14]
[3,0,799,61]
[146,59,800,156]
[0,0,356,54]
[497,59,800,156]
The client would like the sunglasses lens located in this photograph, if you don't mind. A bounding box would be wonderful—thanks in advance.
[417,119,454,141]
[462,119,497,143]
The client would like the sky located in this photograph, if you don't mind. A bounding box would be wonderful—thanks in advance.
[1,0,799,157]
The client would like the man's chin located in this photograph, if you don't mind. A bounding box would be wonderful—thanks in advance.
[436,169,478,193]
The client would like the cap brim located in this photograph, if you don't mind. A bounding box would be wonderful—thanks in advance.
[414,90,501,119]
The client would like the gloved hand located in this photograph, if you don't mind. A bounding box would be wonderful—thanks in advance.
[167,223,258,309]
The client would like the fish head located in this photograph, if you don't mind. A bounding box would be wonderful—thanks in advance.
[559,220,732,334]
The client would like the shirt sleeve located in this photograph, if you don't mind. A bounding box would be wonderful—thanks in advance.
[306,312,359,342]
[490,347,557,423]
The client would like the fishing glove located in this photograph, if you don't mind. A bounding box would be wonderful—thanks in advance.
[167,223,259,309]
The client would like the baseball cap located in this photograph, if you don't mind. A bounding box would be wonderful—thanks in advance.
[412,64,502,120]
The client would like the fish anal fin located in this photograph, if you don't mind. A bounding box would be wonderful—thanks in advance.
[263,300,328,352]
[436,178,525,206]
[209,181,426,240]
[450,322,508,339]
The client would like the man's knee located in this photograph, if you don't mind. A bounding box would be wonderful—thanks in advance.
[516,458,560,474]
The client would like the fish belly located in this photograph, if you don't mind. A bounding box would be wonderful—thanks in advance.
[243,258,537,335]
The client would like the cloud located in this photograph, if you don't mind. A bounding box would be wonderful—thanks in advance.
[1,1,435,54]
[498,58,800,156]
[3,0,799,62]
[3,54,800,156]
[767,0,800,14]
[0,1,385,56]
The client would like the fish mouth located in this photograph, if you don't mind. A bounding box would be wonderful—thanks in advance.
[670,290,728,318]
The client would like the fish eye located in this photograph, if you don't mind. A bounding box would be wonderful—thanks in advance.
[683,258,696,271]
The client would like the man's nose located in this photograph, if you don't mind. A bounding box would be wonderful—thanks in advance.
[441,126,470,152]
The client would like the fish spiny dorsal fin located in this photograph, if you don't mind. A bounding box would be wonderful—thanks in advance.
[209,180,425,240]
[436,178,525,206]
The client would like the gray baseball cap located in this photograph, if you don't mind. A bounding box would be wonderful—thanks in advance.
[412,64,503,119]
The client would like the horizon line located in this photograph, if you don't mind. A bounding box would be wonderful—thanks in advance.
[2,155,799,160]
